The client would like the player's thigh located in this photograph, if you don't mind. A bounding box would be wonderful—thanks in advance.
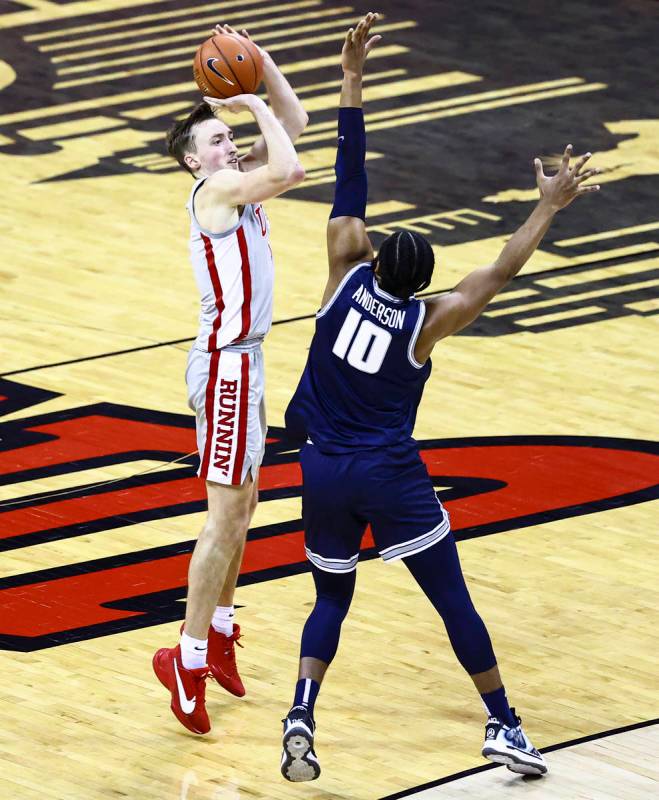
[300,443,366,574]
[187,347,264,487]
[366,449,450,564]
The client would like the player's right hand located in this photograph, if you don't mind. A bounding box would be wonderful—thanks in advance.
[341,12,382,76]
[212,23,268,60]
[534,144,601,211]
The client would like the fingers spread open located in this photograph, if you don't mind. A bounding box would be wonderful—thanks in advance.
[365,34,383,54]
[534,157,545,180]
[572,152,592,175]
[576,184,601,195]
[576,168,600,184]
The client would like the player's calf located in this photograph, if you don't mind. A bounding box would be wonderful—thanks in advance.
[481,709,548,775]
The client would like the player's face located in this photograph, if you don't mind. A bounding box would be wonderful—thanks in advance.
[188,118,239,176]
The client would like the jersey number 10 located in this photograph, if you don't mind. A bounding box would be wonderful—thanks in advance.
[332,308,392,374]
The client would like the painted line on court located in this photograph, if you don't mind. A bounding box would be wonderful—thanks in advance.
[378,717,659,799]
[3,248,656,378]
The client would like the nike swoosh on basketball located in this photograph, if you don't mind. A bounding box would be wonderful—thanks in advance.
[206,58,235,85]
[173,658,196,714]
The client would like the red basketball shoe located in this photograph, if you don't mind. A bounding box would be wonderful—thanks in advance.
[208,624,245,697]
[152,645,211,734]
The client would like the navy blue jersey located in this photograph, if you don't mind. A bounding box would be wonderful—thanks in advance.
[286,263,431,453]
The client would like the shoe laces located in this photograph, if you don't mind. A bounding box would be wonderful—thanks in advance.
[283,705,313,728]
[191,667,210,703]
[504,725,526,749]
[222,628,243,658]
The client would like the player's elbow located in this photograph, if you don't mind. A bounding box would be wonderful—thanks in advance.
[298,109,310,133]
[273,162,305,189]
[268,161,305,187]
[493,257,519,284]
[289,162,306,186]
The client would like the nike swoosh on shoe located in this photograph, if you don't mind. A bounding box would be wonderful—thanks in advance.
[173,658,196,714]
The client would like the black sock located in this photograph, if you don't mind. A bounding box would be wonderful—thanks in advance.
[292,678,320,718]
[481,687,517,727]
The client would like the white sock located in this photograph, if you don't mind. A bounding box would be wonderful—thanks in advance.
[180,631,208,670]
[211,605,235,636]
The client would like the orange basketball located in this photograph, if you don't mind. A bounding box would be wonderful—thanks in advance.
[193,33,264,99]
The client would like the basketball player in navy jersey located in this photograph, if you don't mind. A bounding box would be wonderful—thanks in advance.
[280,12,601,781]
[152,24,307,734]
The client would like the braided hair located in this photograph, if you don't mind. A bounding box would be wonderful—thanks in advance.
[374,230,435,299]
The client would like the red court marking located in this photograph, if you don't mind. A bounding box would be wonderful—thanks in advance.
[1,438,656,640]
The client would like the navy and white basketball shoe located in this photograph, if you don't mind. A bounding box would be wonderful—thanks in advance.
[481,709,548,775]
[280,706,321,782]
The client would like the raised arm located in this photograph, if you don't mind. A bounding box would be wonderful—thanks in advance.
[321,13,382,307]
[200,93,305,206]
[414,145,601,360]
[213,24,308,169]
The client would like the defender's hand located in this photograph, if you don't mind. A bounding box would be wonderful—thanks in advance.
[535,144,601,211]
[342,12,382,76]
[204,94,266,115]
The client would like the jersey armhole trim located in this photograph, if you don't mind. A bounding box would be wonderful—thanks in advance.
[407,300,427,369]
[316,263,369,319]
[189,178,249,240]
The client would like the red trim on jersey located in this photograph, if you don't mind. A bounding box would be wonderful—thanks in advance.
[231,353,250,485]
[235,226,252,341]
[201,233,224,351]
[199,350,221,478]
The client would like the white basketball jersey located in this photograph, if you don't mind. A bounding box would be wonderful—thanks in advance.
[187,178,274,351]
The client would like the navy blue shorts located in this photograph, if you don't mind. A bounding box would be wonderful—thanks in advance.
[300,442,450,573]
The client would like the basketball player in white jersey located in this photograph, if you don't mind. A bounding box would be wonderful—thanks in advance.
[152,26,307,734]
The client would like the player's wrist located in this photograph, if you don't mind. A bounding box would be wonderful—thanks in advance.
[247,95,268,113]
[537,196,559,216]
[261,50,275,68]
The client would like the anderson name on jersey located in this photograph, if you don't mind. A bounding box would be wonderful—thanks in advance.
[286,263,431,453]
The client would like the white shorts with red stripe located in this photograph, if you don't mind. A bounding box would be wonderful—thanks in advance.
[186,342,266,486]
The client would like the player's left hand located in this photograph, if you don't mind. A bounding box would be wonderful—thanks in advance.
[212,23,268,60]
[204,93,266,116]
[535,144,601,211]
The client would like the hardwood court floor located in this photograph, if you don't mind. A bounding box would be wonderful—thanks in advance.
[1,1,658,798]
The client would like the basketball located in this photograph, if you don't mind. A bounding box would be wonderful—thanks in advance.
[193,33,264,99]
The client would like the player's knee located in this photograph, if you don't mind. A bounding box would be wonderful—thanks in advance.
[315,578,355,618]
[312,565,355,613]
[317,592,352,619]
[201,516,248,548]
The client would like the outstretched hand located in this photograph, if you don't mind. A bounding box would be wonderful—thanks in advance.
[342,12,382,75]
[535,144,601,211]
